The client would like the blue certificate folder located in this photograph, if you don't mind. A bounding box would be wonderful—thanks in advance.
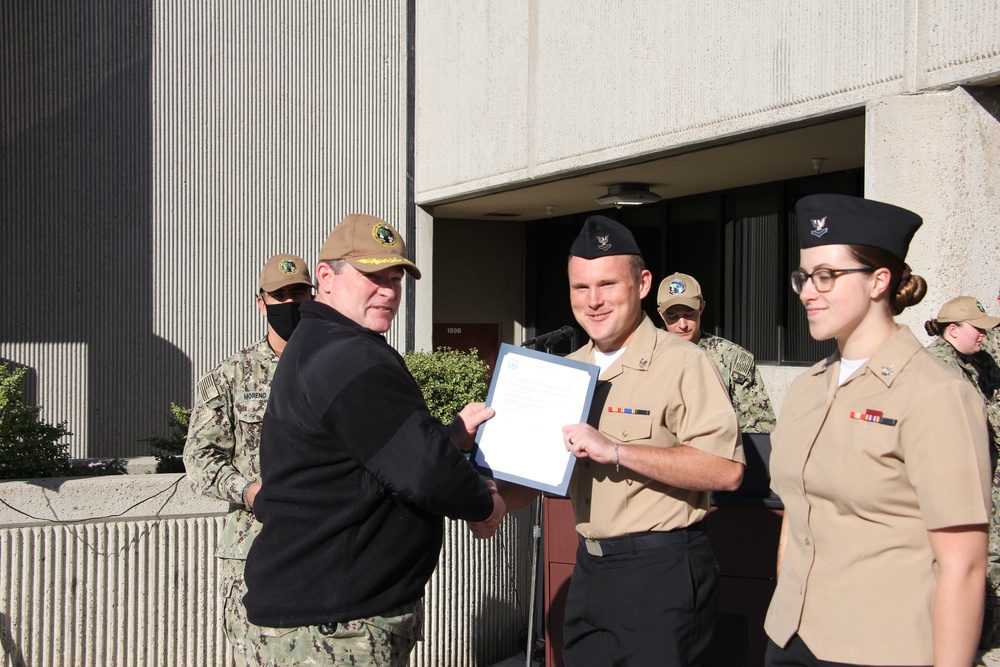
[471,343,599,496]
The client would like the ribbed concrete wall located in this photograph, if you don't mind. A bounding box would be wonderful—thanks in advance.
[415,0,1000,203]
[924,0,1000,87]
[0,517,228,667]
[2,0,414,457]
[0,475,533,667]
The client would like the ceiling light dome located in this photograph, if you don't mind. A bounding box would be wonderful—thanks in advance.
[596,183,663,207]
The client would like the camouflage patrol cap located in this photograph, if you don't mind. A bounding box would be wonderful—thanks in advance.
[258,254,313,293]
[657,272,703,311]
[936,296,1000,329]
[319,213,421,279]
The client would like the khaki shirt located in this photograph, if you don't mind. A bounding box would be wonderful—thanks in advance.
[567,315,743,539]
[183,337,277,560]
[765,325,991,664]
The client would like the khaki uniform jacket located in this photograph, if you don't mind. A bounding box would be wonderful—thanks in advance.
[765,325,991,664]
[567,315,743,539]
[183,337,276,560]
[698,332,776,433]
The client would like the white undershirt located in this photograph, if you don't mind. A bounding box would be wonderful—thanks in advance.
[594,348,626,375]
[838,357,868,386]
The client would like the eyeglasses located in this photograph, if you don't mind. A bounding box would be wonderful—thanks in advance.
[790,267,874,294]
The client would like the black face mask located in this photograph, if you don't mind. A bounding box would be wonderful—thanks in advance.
[266,301,302,341]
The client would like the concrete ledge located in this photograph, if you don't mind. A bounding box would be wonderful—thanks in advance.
[0,473,226,528]
[70,454,175,476]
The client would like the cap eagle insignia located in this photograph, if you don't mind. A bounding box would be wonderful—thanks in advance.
[810,216,829,238]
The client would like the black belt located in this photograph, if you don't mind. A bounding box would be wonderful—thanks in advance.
[580,522,706,558]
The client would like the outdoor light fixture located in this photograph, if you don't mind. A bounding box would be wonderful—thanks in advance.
[811,157,826,174]
[596,183,663,207]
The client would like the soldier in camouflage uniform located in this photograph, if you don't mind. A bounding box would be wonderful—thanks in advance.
[986,327,1000,362]
[656,272,776,433]
[983,284,1000,362]
[183,254,313,666]
[923,295,1000,652]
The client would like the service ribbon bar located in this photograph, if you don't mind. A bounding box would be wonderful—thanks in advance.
[849,409,897,426]
[607,407,650,415]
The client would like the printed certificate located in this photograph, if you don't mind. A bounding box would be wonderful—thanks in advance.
[471,343,599,496]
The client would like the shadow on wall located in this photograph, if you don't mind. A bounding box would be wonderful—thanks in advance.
[0,611,26,667]
[969,85,1000,123]
[0,2,189,457]
[473,594,527,667]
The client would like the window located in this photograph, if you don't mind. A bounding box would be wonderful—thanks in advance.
[528,171,860,365]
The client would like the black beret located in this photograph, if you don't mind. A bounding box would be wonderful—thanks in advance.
[569,215,642,259]
[795,194,922,262]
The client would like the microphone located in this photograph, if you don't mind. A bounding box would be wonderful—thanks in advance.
[522,325,575,348]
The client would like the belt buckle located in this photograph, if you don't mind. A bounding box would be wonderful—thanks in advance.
[584,539,604,557]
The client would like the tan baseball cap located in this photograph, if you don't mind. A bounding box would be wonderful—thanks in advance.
[657,272,703,311]
[318,214,421,279]
[258,254,313,292]
[936,296,1000,329]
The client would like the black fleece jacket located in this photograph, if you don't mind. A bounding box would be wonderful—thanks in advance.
[244,300,494,627]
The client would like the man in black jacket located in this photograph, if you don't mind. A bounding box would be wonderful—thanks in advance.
[244,213,504,667]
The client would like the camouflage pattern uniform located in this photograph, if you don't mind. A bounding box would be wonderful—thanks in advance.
[697,332,776,433]
[927,335,1000,647]
[926,337,1000,451]
[984,328,1000,362]
[246,602,422,666]
[183,337,276,666]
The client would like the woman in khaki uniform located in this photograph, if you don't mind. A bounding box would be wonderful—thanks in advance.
[764,194,992,667]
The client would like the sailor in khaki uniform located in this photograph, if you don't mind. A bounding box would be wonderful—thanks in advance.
[485,216,744,667]
[764,195,991,667]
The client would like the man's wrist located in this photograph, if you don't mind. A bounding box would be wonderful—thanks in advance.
[241,482,253,510]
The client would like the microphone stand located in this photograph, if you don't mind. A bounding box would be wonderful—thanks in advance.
[520,328,574,667]
[524,479,543,666]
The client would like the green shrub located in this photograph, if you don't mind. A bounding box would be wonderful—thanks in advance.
[403,347,491,424]
[0,363,73,480]
[143,402,191,473]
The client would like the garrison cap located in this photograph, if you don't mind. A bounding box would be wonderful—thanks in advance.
[936,296,1000,329]
[569,215,642,259]
[657,272,703,311]
[319,213,421,279]
[795,194,922,262]
[258,254,313,292]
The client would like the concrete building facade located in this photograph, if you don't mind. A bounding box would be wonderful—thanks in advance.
[416,1,1000,414]
[4,0,999,454]
[2,2,1000,666]
[2,1,415,457]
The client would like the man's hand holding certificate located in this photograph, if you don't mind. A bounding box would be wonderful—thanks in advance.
[471,343,599,496]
